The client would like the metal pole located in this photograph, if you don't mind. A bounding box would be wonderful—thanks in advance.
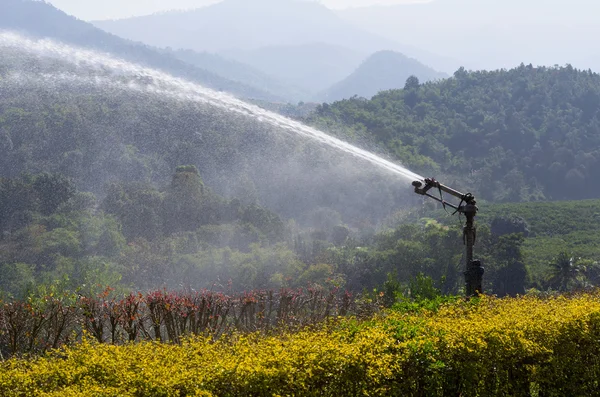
[412,179,484,297]
[463,202,483,296]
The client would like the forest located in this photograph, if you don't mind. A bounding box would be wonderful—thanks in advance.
[2,52,600,302]
[309,65,600,201]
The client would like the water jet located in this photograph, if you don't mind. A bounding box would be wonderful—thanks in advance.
[0,31,424,183]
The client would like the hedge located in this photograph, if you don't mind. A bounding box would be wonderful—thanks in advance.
[1,293,600,396]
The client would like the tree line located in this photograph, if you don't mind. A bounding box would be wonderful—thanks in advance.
[309,64,600,202]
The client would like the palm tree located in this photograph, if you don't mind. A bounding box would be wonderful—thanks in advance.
[548,252,586,292]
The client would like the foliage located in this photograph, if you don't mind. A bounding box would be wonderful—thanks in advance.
[310,65,600,202]
[419,198,600,291]
[490,215,530,238]
[0,172,298,297]
[2,293,600,395]
[0,287,368,358]
[4,30,600,303]
[548,252,589,291]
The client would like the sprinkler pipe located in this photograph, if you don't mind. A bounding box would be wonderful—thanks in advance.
[412,178,484,296]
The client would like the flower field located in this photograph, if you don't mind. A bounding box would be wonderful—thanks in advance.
[2,293,600,396]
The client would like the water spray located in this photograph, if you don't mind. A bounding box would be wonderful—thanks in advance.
[0,31,424,183]
[412,178,484,296]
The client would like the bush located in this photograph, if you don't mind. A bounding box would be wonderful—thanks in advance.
[2,293,600,396]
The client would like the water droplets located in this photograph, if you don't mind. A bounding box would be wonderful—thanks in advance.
[0,31,424,183]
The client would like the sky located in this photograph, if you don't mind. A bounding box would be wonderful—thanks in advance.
[46,0,427,21]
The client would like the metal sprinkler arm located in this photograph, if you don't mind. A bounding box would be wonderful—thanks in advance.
[411,177,484,297]
[412,178,476,212]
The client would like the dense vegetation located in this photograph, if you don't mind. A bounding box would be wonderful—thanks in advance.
[0,48,404,224]
[477,199,600,286]
[3,3,600,308]
[2,293,600,396]
[0,49,407,297]
[2,50,600,299]
[2,166,598,301]
[0,168,303,297]
[0,286,365,358]
[310,65,600,202]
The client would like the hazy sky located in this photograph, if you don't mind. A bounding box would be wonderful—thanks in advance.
[46,0,427,21]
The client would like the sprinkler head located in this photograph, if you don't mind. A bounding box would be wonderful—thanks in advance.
[412,180,423,188]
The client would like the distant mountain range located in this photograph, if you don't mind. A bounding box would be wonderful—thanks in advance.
[93,0,397,53]
[318,51,448,102]
[92,0,458,74]
[337,0,600,72]
[222,43,366,95]
[2,0,455,105]
[0,0,283,102]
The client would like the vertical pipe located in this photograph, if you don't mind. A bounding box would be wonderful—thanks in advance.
[463,203,483,296]
[464,212,476,296]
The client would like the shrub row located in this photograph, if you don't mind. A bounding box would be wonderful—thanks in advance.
[0,287,369,358]
[1,293,600,396]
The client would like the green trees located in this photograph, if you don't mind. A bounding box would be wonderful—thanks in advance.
[490,234,527,296]
[241,204,285,243]
[548,252,587,292]
[163,165,206,234]
[403,75,420,108]
[3,48,600,298]
[102,182,163,241]
[490,215,530,238]
[310,65,600,202]
[0,173,76,236]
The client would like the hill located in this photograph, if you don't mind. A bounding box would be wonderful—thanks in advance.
[92,0,457,74]
[319,50,447,102]
[3,44,600,296]
[223,43,366,94]
[0,0,281,101]
[309,64,600,203]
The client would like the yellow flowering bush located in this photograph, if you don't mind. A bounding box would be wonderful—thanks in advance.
[2,292,600,396]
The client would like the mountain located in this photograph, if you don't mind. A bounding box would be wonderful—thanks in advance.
[166,48,311,102]
[92,0,459,74]
[93,0,397,53]
[337,0,600,72]
[318,51,447,102]
[0,0,281,101]
[222,43,366,94]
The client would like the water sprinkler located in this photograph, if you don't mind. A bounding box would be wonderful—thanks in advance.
[412,178,484,296]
